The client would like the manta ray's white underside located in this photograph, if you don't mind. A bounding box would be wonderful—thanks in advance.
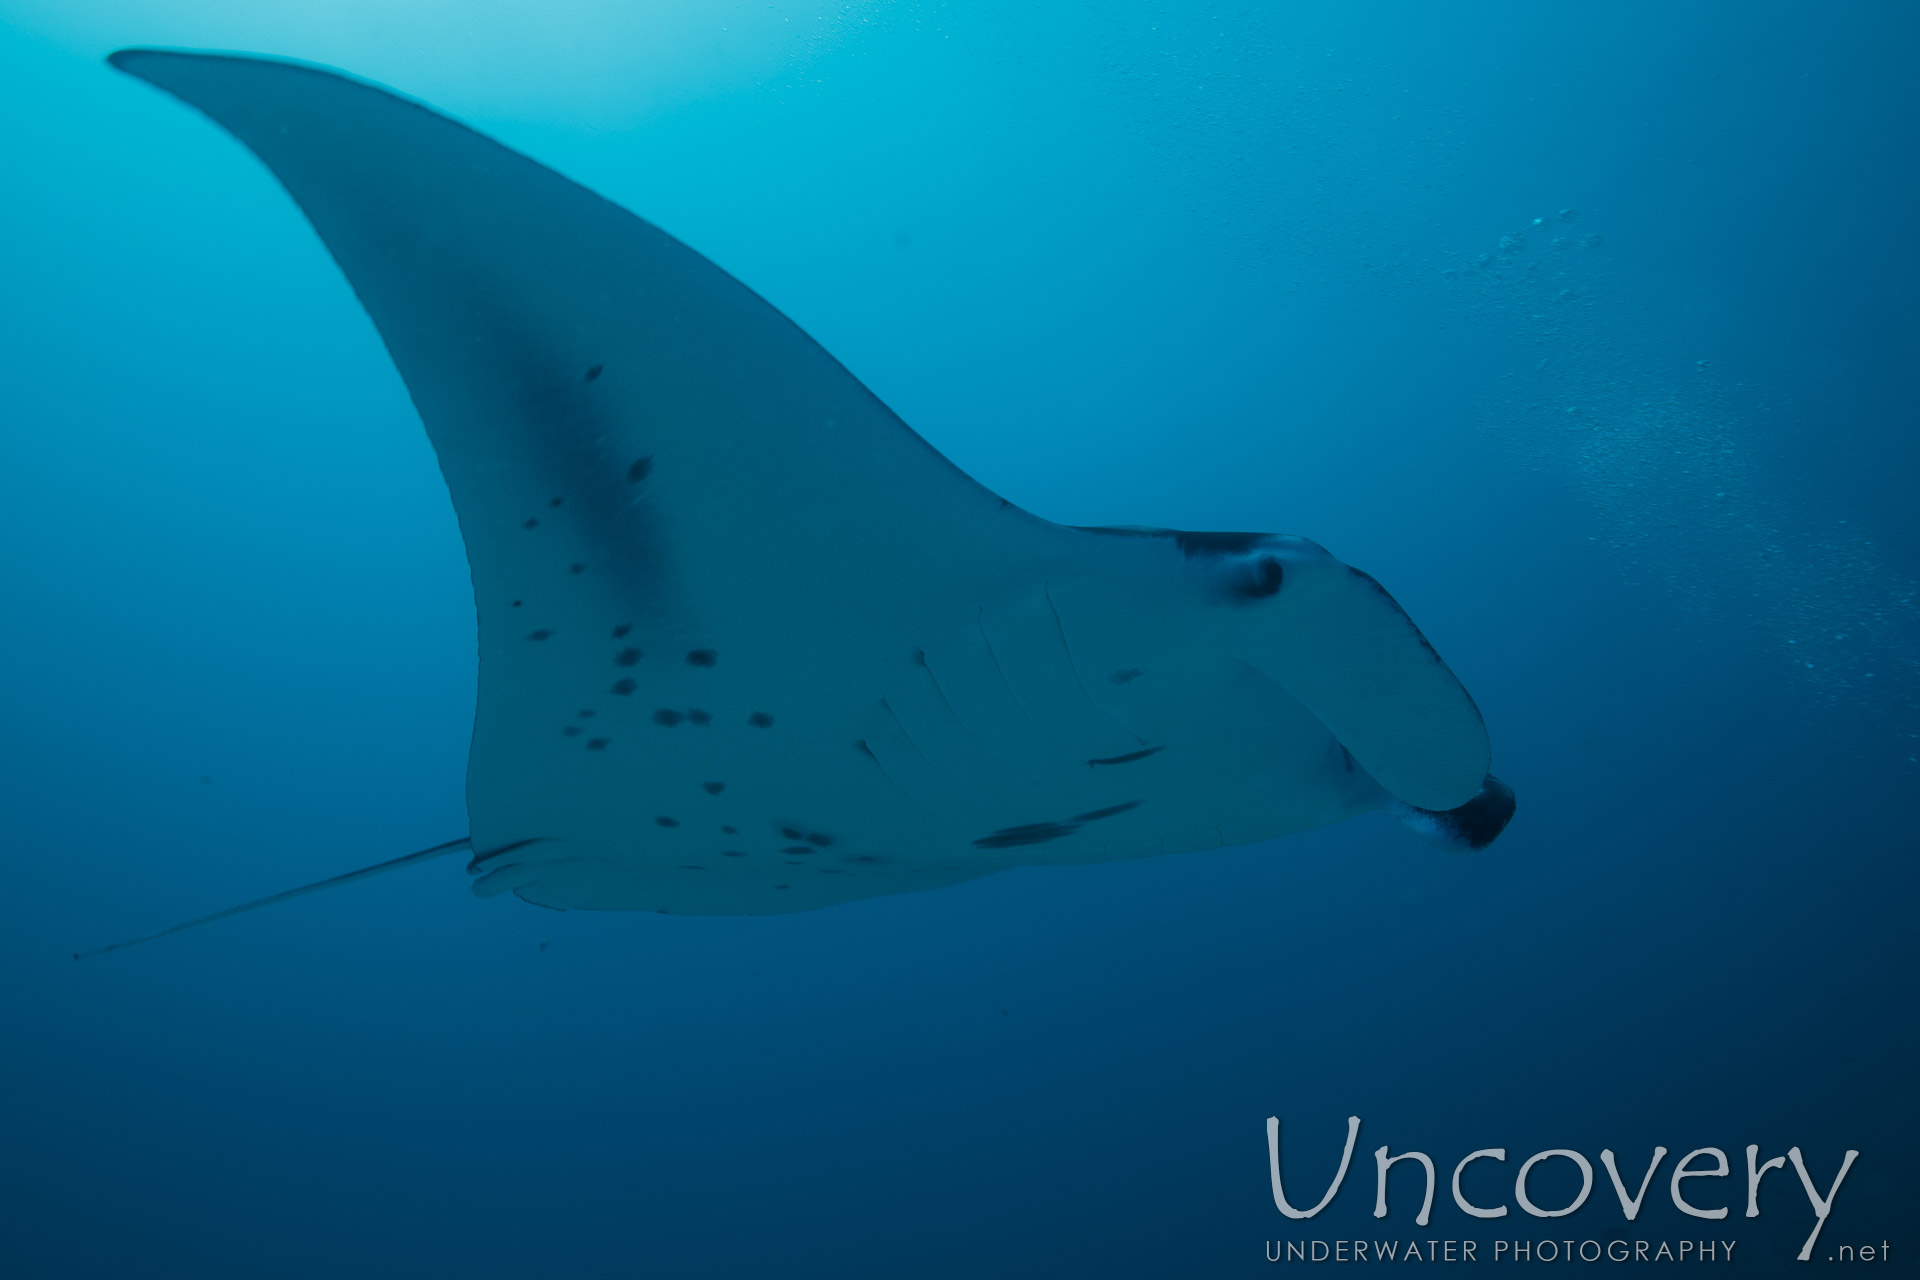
[103,49,1514,925]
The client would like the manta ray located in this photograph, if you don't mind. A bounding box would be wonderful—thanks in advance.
[83,49,1514,956]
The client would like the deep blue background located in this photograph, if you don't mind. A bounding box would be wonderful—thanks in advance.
[2,1,1914,1273]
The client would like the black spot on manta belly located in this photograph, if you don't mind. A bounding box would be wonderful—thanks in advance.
[749,712,774,728]
[805,833,833,847]
[578,709,596,718]
[1088,746,1162,767]
[656,816,680,827]
[626,456,653,483]
[611,678,637,696]
[585,364,604,381]
[780,828,804,841]
[721,850,747,858]
[653,709,684,726]
[721,825,738,835]
[1109,668,1143,685]
[612,623,632,638]
[586,738,609,750]
[561,726,581,737]
[615,647,642,666]
[523,517,539,529]
[687,709,711,725]
[569,563,586,575]
[527,629,554,641]
[686,649,717,667]
[549,496,564,507]
[782,846,813,855]
[702,781,726,795]
[1073,801,1141,823]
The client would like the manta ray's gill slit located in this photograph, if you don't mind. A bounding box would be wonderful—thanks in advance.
[910,645,1027,781]
[971,611,1053,748]
[1042,583,1146,745]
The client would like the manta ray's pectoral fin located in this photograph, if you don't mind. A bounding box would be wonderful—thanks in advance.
[1389,774,1516,852]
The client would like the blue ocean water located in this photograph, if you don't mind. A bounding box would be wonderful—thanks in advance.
[2,1,1914,1274]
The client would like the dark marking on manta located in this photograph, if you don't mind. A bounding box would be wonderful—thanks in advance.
[586,738,608,751]
[653,709,684,726]
[780,827,804,841]
[626,456,653,483]
[561,726,581,737]
[549,496,564,507]
[612,623,632,638]
[749,712,775,728]
[569,563,585,574]
[1088,746,1163,767]
[805,833,833,847]
[527,629,554,641]
[578,709,596,718]
[974,821,1079,849]
[677,864,704,871]
[721,825,738,835]
[687,708,711,725]
[585,364,603,381]
[702,781,726,795]
[1072,801,1141,823]
[782,846,813,855]
[523,517,539,529]
[615,647,642,666]
[511,600,522,607]
[1110,668,1143,685]
[774,884,790,890]
[848,855,881,864]
[686,649,717,667]
[610,678,637,696]
[656,816,680,828]
[721,850,747,858]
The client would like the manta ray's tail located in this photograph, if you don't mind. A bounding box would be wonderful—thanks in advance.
[73,837,472,960]
[1390,775,1516,852]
